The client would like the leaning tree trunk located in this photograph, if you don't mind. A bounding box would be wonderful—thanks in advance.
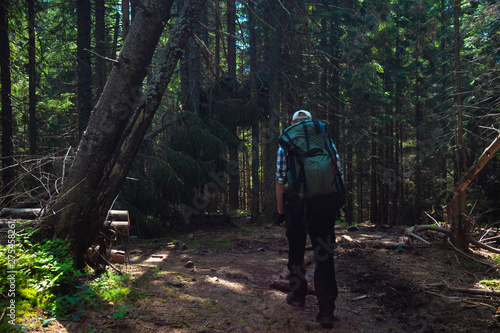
[48,0,207,269]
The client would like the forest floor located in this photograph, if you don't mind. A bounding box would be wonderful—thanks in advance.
[21,220,500,332]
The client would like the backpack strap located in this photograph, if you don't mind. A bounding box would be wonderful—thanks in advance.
[317,121,347,205]
[286,150,307,198]
[302,121,310,151]
[279,132,294,152]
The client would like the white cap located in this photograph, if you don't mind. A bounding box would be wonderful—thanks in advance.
[292,110,312,121]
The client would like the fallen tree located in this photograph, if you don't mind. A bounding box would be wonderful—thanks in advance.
[401,133,500,258]
[445,131,500,251]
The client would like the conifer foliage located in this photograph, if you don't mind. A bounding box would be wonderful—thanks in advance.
[0,1,499,263]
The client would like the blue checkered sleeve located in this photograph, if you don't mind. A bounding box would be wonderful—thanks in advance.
[276,145,287,183]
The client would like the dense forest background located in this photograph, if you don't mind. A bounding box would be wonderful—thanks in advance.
[1,0,499,238]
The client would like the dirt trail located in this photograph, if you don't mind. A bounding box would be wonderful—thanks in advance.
[32,223,500,332]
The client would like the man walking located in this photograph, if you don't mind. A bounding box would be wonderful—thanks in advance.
[275,110,344,329]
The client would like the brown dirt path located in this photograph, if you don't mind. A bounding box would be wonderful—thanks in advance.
[25,222,500,332]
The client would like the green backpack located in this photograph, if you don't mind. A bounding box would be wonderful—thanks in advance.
[279,119,345,203]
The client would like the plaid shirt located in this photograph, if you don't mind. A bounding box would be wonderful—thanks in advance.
[276,140,343,184]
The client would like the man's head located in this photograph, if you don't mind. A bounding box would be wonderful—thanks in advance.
[292,110,312,124]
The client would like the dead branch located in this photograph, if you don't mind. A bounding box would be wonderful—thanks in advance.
[88,245,123,275]
[84,48,119,64]
[240,2,276,32]
[407,232,431,245]
[405,224,500,254]
[469,238,500,254]
[424,211,443,227]
[144,118,178,140]
[446,238,499,268]
[426,282,500,297]
[405,224,452,236]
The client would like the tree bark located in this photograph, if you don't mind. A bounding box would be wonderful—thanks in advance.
[0,0,15,196]
[226,0,239,212]
[95,0,106,97]
[28,0,37,155]
[122,0,130,39]
[450,0,468,249]
[414,30,423,225]
[227,0,236,79]
[369,112,378,224]
[111,11,120,60]
[77,0,92,137]
[264,0,282,218]
[248,0,260,220]
[49,0,206,268]
[214,0,221,77]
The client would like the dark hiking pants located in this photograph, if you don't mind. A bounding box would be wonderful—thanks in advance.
[284,191,340,316]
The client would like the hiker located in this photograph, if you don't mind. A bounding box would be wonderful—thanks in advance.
[275,110,344,329]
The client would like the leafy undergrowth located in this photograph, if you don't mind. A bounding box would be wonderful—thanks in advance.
[4,222,500,332]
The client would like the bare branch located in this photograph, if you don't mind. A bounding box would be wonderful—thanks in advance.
[84,48,119,64]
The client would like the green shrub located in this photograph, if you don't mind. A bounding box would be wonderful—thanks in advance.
[0,236,83,329]
[0,234,133,330]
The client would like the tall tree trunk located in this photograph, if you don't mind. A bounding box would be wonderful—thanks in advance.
[318,14,328,123]
[414,29,423,225]
[264,0,282,218]
[112,11,120,60]
[122,0,129,39]
[214,0,221,77]
[179,0,189,109]
[281,0,299,115]
[227,0,236,79]
[248,0,260,221]
[393,35,403,225]
[49,0,206,269]
[369,113,378,224]
[227,0,239,211]
[187,22,201,113]
[328,5,341,143]
[450,0,468,249]
[77,0,92,137]
[28,0,37,154]
[95,0,106,97]
[179,0,201,114]
[345,141,354,224]
[356,144,364,224]
[0,0,14,196]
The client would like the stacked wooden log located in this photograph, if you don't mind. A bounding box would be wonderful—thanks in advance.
[0,208,130,237]
[1,208,130,264]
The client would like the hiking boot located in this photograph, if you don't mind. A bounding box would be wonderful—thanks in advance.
[315,312,334,329]
[286,292,305,307]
